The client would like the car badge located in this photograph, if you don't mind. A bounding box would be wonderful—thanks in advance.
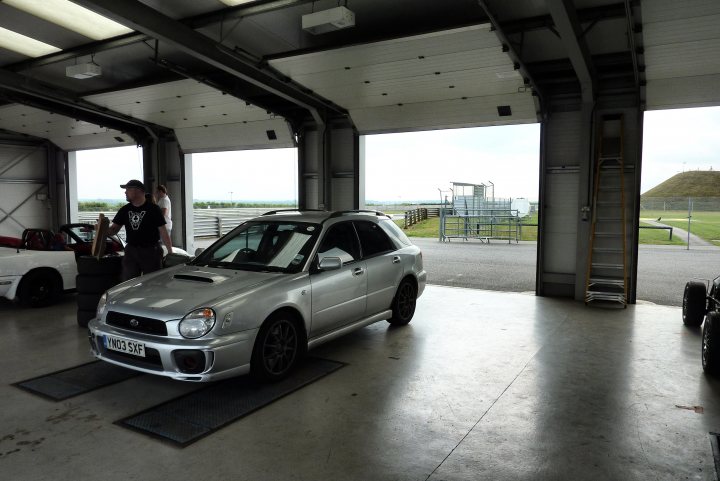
[129,318,139,327]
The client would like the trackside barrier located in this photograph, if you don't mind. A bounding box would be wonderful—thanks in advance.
[638,225,673,240]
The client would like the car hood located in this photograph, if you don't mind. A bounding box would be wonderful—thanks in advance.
[0,247,29,259]
[106,265,283,318]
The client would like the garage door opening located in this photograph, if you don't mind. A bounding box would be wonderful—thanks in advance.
[191,148,298,240]
[363,124,540,294]
[74,145,144,224]
[638,106,720,306]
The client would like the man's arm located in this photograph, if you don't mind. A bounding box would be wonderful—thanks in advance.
[158,197,169,218]
[108,222,122,236]
[159,225,172,254]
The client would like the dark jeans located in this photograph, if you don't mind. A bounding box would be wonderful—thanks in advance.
[122,244,163,281]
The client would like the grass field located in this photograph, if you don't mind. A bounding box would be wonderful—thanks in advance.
[395,210,710,245]
[641,209,720,246]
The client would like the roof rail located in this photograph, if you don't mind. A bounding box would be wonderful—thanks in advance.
[261,208,327,216]
[328,210,390,219]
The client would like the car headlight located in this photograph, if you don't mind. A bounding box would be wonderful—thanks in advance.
[179,308,216,339]
[96,292,108,320]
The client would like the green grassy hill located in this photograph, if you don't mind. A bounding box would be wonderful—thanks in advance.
[642,170,720,197]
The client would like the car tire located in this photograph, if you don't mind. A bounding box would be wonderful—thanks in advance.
[702,312,720,375]
[76,255,122,276]
[17,269,61,308]
[250,312,306,382]
[75,274,119,294]
[77,309,96,328]
[77,293,102,311]
[682,281,706,326]
[387,278,417,326]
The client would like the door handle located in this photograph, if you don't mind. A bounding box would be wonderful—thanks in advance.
[392,256,401,264]
[353,267,365,276]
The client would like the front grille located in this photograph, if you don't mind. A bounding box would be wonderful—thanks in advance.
[106,311,168,336]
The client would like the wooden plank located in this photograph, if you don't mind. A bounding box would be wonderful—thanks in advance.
[92,214,109,258]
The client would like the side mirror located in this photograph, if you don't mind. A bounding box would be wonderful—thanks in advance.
[318,256,342,271]
[194,247,205,256]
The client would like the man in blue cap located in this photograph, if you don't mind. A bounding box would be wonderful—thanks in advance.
[108,179,173,281]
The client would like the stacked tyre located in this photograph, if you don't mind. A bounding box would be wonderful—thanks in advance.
[76,255,122,328]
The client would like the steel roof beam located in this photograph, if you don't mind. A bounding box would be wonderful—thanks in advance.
[500,2,629,35]
[546,0,597,103]
[6,0,315,73]
[0,68,170,142]
[478,1,544,118]
[72,0,346,124]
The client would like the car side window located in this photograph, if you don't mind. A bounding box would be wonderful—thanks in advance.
[317,222,360,264]
[354,221,395,258]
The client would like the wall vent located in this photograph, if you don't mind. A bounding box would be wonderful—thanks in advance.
[497,105,512,117]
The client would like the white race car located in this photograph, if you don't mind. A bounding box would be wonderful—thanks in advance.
[0,224,125,307]
[1,224,189,307]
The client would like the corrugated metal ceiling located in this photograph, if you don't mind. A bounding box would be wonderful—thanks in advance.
[643,0,720,109]
[0,0,715,152]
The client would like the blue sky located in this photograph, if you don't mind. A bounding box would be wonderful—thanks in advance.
[76,106,720,202]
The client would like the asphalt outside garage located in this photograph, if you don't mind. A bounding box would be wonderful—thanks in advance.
[194,236,717,307]
[407,238,720,307]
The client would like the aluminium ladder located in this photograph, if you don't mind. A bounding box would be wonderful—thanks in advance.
[585,114,628,306]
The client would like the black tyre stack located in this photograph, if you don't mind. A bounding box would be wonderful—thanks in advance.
[76,255,122,328]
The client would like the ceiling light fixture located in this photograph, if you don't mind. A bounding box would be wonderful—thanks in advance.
[4,0,132,41]
[0,26,60,57]
[66,55,102,79]
[302,6,355,35]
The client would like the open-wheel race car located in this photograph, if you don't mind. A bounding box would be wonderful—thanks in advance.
[682,279,720,374]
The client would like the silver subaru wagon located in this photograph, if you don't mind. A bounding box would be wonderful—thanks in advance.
[88,210,426,382]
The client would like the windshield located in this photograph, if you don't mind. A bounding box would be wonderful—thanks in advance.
[190,220,320,273]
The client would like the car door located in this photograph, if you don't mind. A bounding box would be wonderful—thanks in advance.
[354,220,403,316]
[309,221,366,336]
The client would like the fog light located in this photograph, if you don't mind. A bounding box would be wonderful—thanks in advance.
[173,350,206,374]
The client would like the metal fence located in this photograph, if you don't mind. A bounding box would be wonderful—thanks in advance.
[440,207,521,243]
[78,208,267,240]
[641,196,720,212]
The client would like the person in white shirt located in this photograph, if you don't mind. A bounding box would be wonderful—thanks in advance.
[156,184,172,235]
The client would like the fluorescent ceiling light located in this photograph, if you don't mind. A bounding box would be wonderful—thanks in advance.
[4,0,132,41]
[218,0,258,6]
[0,26,60,57]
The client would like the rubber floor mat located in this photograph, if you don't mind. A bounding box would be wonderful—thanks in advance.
[116,357,345,447]
[14,361,142,401]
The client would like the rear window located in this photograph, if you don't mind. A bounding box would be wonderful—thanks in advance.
[355,221,395,257]
[379,219,412,246]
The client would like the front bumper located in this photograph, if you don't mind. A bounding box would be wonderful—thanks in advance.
[87,319,258,382]
[0,275,21,300]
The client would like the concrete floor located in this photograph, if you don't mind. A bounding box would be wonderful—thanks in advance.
[1,286,719,481]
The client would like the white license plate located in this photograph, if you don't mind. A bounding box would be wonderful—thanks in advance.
[104,335,145,357]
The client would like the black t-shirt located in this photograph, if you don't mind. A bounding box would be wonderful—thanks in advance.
[113,201,166,247]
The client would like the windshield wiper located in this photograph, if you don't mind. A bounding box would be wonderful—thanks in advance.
[206,261,242,269]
